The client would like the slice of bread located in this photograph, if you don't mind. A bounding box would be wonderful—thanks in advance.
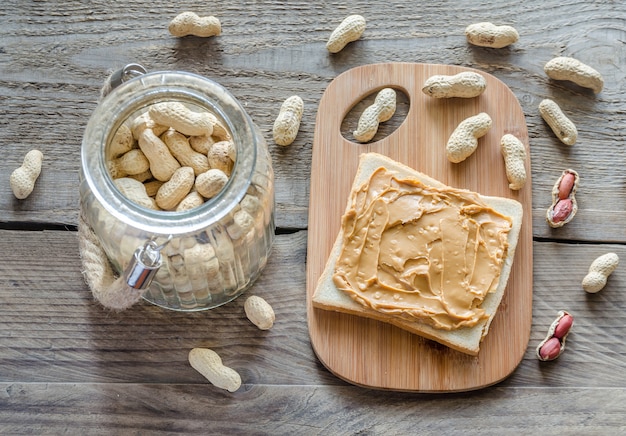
[312,152,523,356]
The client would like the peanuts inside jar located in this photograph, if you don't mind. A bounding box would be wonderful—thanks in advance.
[80,71,275,311]
[108,102,237,212]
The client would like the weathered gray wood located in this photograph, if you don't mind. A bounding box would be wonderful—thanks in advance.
[2,0,626,432]
[1,383,625,435]
[1,1,625,239]
[0,230,332,385]
[1,230,625,390]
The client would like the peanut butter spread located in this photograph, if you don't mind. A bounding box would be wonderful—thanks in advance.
[332,167,513,330]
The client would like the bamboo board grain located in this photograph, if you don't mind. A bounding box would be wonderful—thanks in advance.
[306,63,533,392]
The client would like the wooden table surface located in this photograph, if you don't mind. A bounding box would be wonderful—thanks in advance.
[2,1,626,434]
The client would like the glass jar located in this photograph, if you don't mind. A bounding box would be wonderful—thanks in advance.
[80,71,275,311]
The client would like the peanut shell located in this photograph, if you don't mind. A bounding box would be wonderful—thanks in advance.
[546,169,579,228]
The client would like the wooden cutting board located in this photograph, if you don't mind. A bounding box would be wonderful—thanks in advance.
[306,62,533,392]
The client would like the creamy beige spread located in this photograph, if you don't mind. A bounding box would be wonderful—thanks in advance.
[332,167,513,331]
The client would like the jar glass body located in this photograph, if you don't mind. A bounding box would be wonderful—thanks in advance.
[80,71,275,311]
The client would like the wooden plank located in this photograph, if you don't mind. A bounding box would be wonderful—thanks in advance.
[1,383,625,435]
[1,2,626,240]
[1,230,625,389]
[307,63,533,391]
[0,229,332,385]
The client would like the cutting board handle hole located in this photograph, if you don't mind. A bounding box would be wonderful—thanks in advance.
[340,87,410,145]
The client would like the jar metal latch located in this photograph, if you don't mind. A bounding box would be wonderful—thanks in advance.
[123,236,172,290]
[103,63,147,97]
